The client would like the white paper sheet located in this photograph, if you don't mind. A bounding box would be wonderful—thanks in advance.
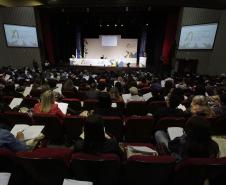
[142,92,153,101]
[4,74,10,81]
[0,173,11,185]
[122,94,131,103]
[63,179,93,185]
[167,127,184,140]
[53,83,63,94]
[9,98,23,109]
[129,146,157,154]
[177,104,186,111]
[11,125,44,140]
[56,102,68,114]
[111,103,117,108]
[23,86,32,97]
[23,125,44,140]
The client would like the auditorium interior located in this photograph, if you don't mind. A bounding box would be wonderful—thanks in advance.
[1,0,226,185]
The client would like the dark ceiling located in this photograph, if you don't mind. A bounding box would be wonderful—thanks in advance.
[0,0,226,9]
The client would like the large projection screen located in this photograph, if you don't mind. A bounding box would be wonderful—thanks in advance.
[178,23,218,50]
[3,24,38,47]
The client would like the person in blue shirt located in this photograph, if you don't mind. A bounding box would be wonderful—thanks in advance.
[0,129,27,152]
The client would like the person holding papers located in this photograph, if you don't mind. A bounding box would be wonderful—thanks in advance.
[155,116,219,161]
[73,115,123,159]
[33,90,65,118]
[127,87,144,102]
[0,128,27,152]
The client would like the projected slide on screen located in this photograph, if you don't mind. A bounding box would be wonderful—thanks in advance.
[101,35,118,46]
[71,35,144,67]
[178,23,218,50]
[4,24,38,47]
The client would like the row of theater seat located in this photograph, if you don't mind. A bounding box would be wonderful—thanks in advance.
[1,111,226,144]
[2,95,167,115]
[1,147,226,185]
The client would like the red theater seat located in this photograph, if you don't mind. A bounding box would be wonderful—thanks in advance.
[83,99,98,110]
[16,148,72,185]
[126,101,147,116]
[102,116,124,142]
[33,113,64,144]
[63,115,85,145]
[4,111,33,126]
[0,148,15,172]
[125,155,176,185]
[70,152,121,185]
[174,157,226,185]
[154,117,186,131]
[125,116,155,143]
[147,101,167,114]
[62,98,81,112]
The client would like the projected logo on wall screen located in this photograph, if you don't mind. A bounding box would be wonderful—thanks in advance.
[4,24,38,47]
[179,23,218,50]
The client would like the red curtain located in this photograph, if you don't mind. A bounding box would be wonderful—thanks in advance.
[162,13,179,64]
[41,15,55,64]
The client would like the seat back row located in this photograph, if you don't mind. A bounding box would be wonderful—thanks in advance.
[1,147,226,185]
[1,112,226,144]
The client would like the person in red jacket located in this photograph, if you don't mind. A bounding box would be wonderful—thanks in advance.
[33,90,65,118]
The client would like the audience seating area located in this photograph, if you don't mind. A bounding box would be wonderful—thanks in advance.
[1,147,226,185]
[1,69,226,185]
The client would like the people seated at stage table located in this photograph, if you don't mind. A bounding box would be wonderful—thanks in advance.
[33,90,65,118]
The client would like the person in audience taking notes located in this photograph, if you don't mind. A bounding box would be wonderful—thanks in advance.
[0,128,27,152]
[73,115,123,158]
[33,90,65,118]
[155,116,219,161]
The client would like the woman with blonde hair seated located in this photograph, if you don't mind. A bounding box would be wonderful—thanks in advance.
[191,95,215,117]
[33,90,65,118]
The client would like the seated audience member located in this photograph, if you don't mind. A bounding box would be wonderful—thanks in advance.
[161,79,174,97]
[79,78,89,91]
[94,93,121,116]
[62,78,78,97]
[127,86,144,102]
[191,95,215,117]
[62,78,76,92]
[33,90,65,118]
[0,128,27,152]
[207,95,222,115]
[0,89,10,112]
[146,87,165,104]
[219,93,226,116]
[109,87,123,102]
[155,116,219,161]
[3,82,24,98]
[154,88,189,117]
[74,115,123,158]
[115,81,123,94]
[97,82,107,92]
[86,82,99,99]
